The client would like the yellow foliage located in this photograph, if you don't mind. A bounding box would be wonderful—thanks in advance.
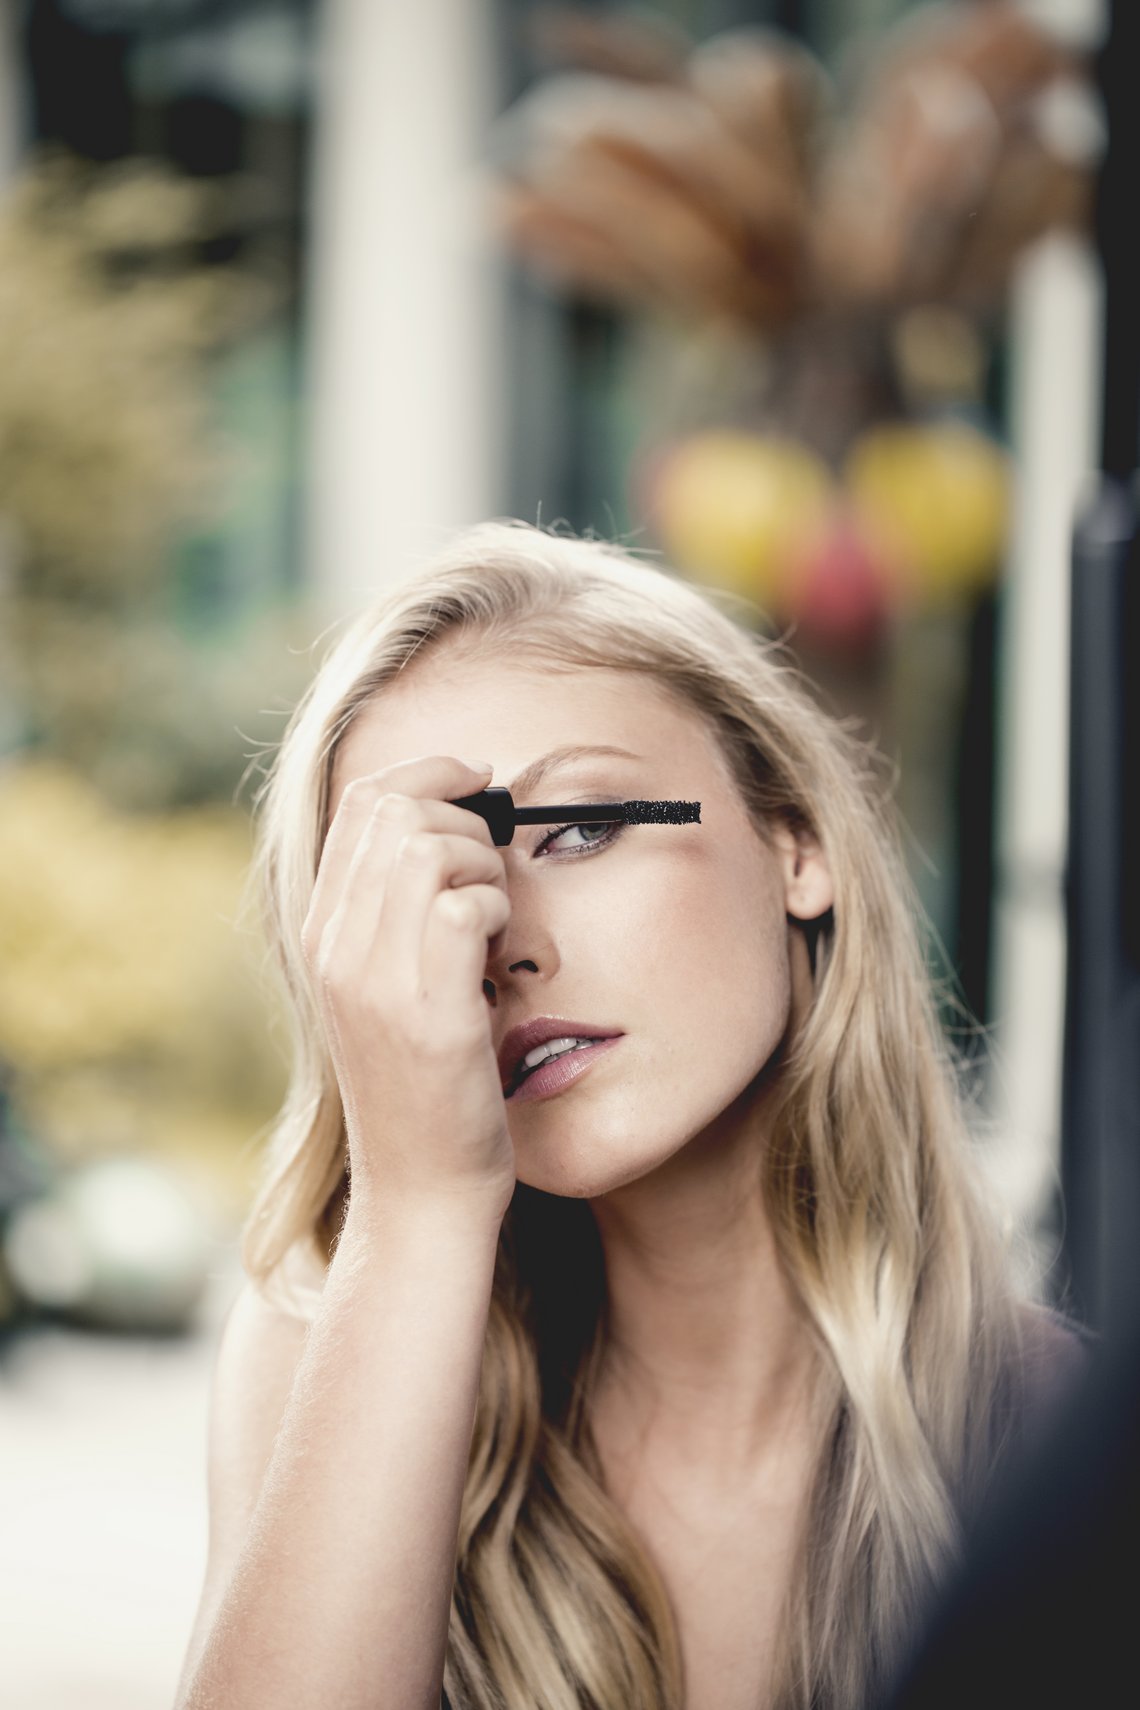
[0,758,288,1180]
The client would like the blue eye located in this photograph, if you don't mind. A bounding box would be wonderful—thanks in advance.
[536,820,622,857]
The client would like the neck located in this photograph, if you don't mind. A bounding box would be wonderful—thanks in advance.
[587,1111,818,1478]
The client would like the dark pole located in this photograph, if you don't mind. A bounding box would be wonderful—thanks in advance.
[1095,0,1140,484]
[1060,0,1140,1339]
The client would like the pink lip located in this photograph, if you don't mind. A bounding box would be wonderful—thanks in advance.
[505,1036,624,1103]
[498,1016,623,1090]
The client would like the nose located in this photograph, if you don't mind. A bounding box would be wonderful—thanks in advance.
[483,957,538,1003]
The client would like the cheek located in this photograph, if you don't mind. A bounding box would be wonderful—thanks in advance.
[509,858,792,1196]
[591,846,792,1067]
[677,898,791,1090]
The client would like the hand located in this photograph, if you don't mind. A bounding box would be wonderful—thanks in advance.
[302,756,516,1226]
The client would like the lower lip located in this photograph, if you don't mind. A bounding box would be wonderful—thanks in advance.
[506,1036,623,1103]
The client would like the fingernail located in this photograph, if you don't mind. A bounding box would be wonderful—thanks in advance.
[465,760,493,772]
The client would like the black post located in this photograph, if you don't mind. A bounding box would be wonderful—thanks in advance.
[1062,484,1140,1337]
[1060,0,1140,1338]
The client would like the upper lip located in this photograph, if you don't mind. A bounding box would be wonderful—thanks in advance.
[497,1017,623,1093]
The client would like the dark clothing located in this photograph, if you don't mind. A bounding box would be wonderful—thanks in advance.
[884,1310,1135,1710]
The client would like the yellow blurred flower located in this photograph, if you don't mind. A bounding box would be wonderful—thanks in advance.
[845,420,1010,601]
[651,430,834,604]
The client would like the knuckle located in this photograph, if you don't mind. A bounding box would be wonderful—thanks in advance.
[375,791,415,824]
[398,829,441,869]
[439,889,480,929]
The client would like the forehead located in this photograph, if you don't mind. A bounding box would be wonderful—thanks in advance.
[330,652,725,802]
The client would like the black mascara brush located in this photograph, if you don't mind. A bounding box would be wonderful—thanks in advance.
[451,786,701,847]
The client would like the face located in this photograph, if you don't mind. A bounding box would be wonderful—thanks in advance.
[328,649,833,1200]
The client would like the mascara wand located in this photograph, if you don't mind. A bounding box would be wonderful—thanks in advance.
[451,786,701,847]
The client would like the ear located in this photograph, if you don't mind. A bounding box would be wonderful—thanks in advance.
[771,818,834,923]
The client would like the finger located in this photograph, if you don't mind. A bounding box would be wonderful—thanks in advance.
[304,757,492,966]
[421,883,513,1034]
[325,756,495,858]
[356,829,508,1005]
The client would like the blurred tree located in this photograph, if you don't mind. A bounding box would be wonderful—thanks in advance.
[0,149,311,811]
[0,756,289,1219]
[0,149,312,1196]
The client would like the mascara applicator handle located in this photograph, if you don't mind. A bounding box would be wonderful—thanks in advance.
[451,786,518,846]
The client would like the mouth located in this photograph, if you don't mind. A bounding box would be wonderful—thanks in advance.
[499,1019,625,1098]
[505,1035,624,1103]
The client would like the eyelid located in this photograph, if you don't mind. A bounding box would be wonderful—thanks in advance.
[534,819,622,858]
[518,784,628,854]
[517,785,624,809]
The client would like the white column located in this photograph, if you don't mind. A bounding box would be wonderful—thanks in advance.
[986,0,1107,1242]
[304,0,505,619]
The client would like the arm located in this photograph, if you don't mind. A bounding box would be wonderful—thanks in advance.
[176,755,519,1708]
[176,1196,501,1710]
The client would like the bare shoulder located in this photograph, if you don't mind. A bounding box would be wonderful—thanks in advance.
[206,1275,314,1537]
[215,1272,314,1388]
[175,1273,316,1702]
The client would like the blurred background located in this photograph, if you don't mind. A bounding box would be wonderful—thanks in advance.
[0,1,1135,1706]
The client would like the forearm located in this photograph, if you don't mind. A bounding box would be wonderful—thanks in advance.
[179,1197,501,1710]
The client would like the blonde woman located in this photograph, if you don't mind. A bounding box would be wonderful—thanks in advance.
[175,520,1083,1710]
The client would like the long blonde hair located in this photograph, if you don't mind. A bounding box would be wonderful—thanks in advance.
[240,519,1028,1709]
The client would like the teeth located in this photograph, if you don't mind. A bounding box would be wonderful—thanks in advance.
[514,1037,597,1084]
[522,1036,592,1070]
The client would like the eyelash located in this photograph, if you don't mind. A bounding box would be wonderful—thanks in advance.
[535,820,623,858]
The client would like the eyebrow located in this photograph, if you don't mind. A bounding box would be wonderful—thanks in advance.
[506,744,643,801]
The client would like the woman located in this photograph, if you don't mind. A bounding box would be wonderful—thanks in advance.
[176,520,1082,1710]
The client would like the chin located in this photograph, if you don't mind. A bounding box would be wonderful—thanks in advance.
[513,1125,682,1201]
